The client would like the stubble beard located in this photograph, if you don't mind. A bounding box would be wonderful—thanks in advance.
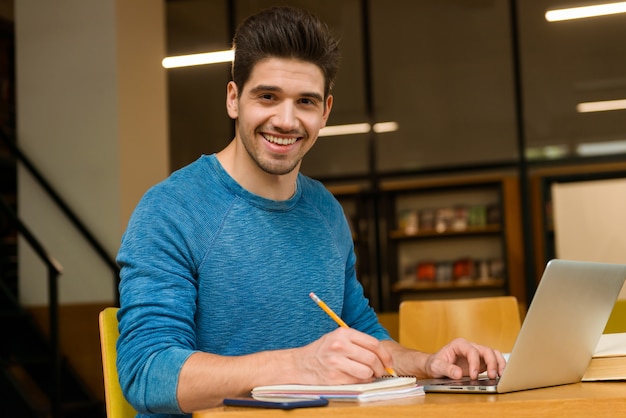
[242,135,302,176]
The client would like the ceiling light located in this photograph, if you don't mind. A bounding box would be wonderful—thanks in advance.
[373,121,399,133]
[546,2,626,22]
[577,139,626,156]
[162,50,234,69]
[318,121,399,137]
[576,99,626,113]
[525,145,569,160]
[319,123,371,137]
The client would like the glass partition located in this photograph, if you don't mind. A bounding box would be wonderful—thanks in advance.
[518,1,626,161]
[368,0,519,173]
[166,0,232,171]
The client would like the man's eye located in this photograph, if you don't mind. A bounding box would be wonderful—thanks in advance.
[260,94,274,100]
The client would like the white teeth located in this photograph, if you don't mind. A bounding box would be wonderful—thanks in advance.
[264,134,297,145]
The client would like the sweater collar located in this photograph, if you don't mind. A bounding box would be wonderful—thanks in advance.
[206,154,302,211]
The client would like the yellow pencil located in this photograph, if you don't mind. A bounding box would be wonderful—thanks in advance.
[309,292,398,377]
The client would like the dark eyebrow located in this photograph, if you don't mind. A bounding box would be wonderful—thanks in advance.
[249,85,324,103]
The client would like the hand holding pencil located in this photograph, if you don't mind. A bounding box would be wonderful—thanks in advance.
[309,292,398,377]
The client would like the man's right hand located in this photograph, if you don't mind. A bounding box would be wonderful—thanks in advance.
[293,327,395,384]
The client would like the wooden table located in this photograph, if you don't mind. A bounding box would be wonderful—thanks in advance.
[193,382,626,417]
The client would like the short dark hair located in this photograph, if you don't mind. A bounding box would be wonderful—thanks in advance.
[231,6,341,99]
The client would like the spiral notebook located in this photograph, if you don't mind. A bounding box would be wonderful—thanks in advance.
[251,376,423,402]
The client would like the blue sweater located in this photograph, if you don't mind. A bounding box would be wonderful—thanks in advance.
[116,155,390,417]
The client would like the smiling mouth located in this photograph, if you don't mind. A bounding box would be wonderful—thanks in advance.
[263,133,300,146]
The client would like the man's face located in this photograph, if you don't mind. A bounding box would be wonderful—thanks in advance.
[226,57,333,176]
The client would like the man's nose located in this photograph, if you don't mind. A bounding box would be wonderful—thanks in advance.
[273,101,299,130]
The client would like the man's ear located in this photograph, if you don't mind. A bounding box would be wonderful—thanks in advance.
[226,81,239,119]
[321,94,334,128]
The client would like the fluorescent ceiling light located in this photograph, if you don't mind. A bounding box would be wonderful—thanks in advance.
[577,139,626,156]
[318,121,399,137]
[576,98,626,113]
[162,50,234,68]
[541,145,569,159]
[373,121,399,133]
[525,144,569,160]
[546,2,626,22]
[319,123,370,137]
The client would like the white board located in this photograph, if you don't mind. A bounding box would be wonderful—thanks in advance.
[552,178,626,299]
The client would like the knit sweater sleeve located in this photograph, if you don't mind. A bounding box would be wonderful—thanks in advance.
[115,163,225,415]
[116,191,193,414]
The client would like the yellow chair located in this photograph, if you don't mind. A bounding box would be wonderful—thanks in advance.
[604,299,626,334]
[399,296,521,353]
[99,307,137,418]
[377,311,399,341]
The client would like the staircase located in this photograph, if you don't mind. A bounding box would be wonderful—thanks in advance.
[0,137,105,417]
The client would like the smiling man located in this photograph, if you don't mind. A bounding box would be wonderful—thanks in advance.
[115,6,506,418]
[219,56,332,199]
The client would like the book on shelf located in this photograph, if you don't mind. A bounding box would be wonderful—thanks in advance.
[582,332,626,382]
[251,376,424,403]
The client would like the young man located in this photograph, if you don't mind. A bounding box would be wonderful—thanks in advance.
[116,6,506,417]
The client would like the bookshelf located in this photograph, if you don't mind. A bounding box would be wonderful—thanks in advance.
[378,172,525,310]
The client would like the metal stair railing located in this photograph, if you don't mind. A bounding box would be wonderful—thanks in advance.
[0,129,120,296]
[0,128,120,418]
[0,196,64,418]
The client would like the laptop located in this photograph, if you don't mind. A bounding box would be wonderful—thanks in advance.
[421,259,626,393]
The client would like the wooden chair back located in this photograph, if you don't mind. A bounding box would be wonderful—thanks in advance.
[399,296,521,353]
[377,311,399,341]
[604,299,626,333]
